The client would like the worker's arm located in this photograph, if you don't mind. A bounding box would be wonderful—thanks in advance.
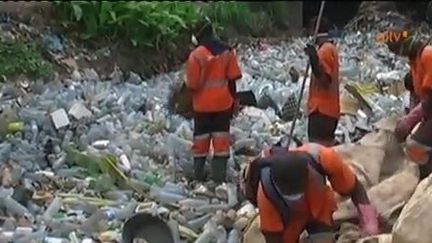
[305,44,333,88]
[320,148,370,204]
[185,52,202,90]
[320,148,379,236]
[349,178,370,206]
[420,50,432,118]
[226,49,242,98]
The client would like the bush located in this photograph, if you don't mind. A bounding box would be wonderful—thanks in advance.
[0,40,54,80]
[53,1,201,50]
[53,2,288,50]
[204,2,278,36]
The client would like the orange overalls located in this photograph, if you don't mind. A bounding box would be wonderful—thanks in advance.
[307,42,340,143]
[186,45,242,159]
[402,46,432,177]
[257,143,356,243]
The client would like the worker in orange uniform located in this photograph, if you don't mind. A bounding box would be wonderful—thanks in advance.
[304,17,340,147]
[241,143,379,243]
[185,18,242,183]
[386,32,432,179]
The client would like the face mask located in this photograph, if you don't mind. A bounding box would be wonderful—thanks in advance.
[283,193,304,202]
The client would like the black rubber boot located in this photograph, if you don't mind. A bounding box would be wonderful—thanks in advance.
[211,156,228,183]
[193,157,207,181]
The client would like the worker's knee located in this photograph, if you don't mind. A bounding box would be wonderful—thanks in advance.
[212,132,230,157]
[192,133,211,157]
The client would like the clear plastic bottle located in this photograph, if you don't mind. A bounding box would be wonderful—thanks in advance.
[4,197,33,221]
[149,185,186,204]
[227,229,241,243]
[30,120,38,144]
[13,229,46,243]
[187,214,213,231]
[80,209,113,234]
[61,130,73,149]
[42,197,62,222]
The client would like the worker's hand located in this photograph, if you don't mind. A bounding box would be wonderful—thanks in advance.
[304,43,318,60]
[357,204,380,236]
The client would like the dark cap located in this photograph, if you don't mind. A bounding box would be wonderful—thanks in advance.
[270,151,309,195]
[193,17,213,40]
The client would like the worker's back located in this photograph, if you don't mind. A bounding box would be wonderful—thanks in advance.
[186,45,240,113]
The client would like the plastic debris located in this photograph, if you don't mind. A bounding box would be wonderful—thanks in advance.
[0,4,430,242]
[50,109,70,130]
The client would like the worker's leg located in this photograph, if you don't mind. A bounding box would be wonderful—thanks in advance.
[305,221,335,243]
[192,112,212,181]
[308,111,338,147]
[210,110,232,183]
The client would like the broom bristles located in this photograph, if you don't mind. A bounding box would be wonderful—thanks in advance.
[167,82,194,119]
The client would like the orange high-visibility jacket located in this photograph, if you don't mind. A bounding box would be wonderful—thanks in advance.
[410,46,432,102]
[186,45,242,113]
[257,144,356,243]
[308,42,340,119]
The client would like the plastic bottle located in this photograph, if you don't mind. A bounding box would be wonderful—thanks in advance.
[163,182,187,196]
[13,229,46,243]
[52,153,67,170]
[61,130,73,149]
[187,214,213,231]
[42,197,62,222]
[80,209,113,234]
[4,197,34,221]
[109,201,137,221]
[227,229,241,243]
[149,185,186,204]
[30,120,38,144]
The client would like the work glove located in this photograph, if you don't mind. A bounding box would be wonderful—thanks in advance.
[395,103,425,142]
[357,204,380,236]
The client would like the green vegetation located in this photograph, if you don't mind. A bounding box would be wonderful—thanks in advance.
[53,1,286,50]
[53,1,201,50]
[0,39,54,80]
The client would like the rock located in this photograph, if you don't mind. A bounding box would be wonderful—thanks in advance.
[357,234,392,243]
[334,164,419,224]
[334,144,385,188]
[336,222,361,243]
[242,216,265,243]
[392,172,432,243]
[83,68,100,81]
[126,72,142,84]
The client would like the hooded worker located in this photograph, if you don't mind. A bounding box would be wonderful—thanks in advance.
[384,30,432,179]
[304,16,340,147]
[186,18,242,183]
[241,143,379,243]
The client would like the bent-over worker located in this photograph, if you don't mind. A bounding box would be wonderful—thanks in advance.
[386,31,432,179]
[241,143,379,243]
[304,17,340,147]
[186,18,242,183]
